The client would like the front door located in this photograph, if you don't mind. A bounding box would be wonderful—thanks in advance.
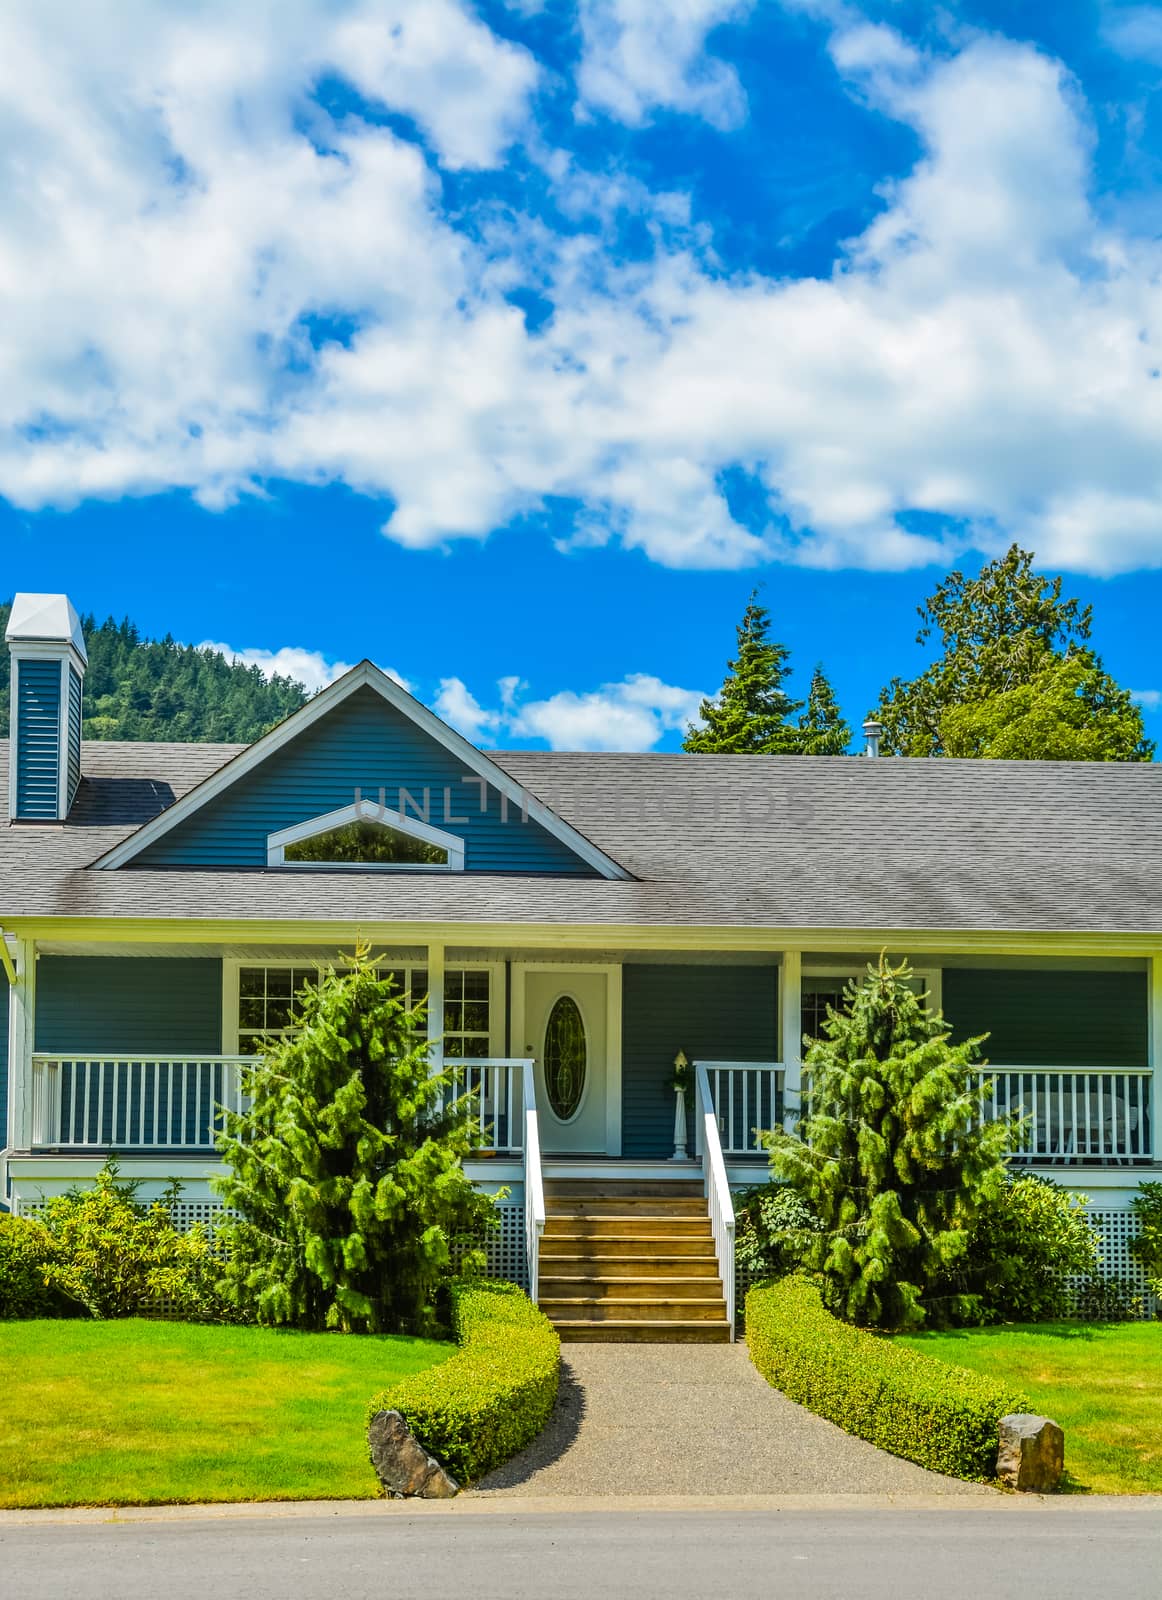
[518,967,609,1154]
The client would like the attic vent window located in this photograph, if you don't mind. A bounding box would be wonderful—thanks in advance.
[267,799,465,872]
[286,821,448,867]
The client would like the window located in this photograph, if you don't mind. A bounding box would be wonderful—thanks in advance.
[801,970,938,1044]
[267,799,465,871]
[543,995,587,1121]
[284,820,448,867]
[233,963,491,1060]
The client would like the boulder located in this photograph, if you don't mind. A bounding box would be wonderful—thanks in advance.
[997,1413,1065,1493]
[368,1409,459,1499]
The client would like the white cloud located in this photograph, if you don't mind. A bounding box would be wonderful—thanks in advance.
[199,640,408,694]
[1102,6,1162,64]
[509,672,706,750]
[433,676,502,743]
[12,9,1162,574]
[575,0,753,128]
[1132,688,1162,710]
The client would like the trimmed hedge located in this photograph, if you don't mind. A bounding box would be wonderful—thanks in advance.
[746,1276,1029,1481]
[367,1281,559,1484]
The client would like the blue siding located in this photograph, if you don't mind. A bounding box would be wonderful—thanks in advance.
[66,664,82,808]
[942,968,1148,1067]
[35,958,223,1053]
[137,686,596,874]
[15,658,61,820]
[621,964,778,1158]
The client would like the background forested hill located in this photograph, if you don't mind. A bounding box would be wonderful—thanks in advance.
[0,602,308,742]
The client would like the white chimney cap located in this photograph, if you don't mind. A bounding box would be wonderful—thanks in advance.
[5,593,87,665]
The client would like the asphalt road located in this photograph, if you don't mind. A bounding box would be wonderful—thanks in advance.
[2,1503,1160,1600]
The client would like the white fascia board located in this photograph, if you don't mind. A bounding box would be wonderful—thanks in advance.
[267,797,466,870]
[93,661,630,879]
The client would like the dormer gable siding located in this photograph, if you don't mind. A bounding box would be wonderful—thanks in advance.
[134,685,598,874]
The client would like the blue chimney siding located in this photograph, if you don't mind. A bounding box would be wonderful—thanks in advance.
[14,659,62,820]
[66,664,83,808]
[136,685,597,874]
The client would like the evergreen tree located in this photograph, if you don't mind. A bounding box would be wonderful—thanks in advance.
[684,590,805,753]
[765,956,1010,1330]
[797,665,851,756]
[213,945,497,1334]
[0,600,308,743]
[874,545,1153,760]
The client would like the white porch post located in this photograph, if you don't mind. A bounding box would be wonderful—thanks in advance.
[7,936,35,1152]
[780,950,802,1136]
[426,943,445,1072]
[1150,956,1162,1162]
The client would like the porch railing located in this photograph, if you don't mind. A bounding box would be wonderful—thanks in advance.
[696,1060,1154,1167]
[975,1067,1154,1165]
[30,1054,249,1150]
[447,1059,533,1154]
[698,1060,786,1156]
[695,1062,736,1340]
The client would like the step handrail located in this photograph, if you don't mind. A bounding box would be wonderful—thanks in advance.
[522,1060,546,1304]
[694,1061,736,1340]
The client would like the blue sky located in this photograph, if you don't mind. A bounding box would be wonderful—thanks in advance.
[6,0,1162,749]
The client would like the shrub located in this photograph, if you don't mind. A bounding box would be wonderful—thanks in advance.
[935,1175,1101,1325]
[36,1162,228,1320]
[746,1276,1028,1482]
[1074,1275,1142,1322]
[1130,1182,1162,1300]
[735,1184,822,1279]
[367,1282,559,1484]
[0,1213,68,1319]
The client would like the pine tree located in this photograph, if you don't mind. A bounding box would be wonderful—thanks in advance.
[797,665,851,756]
[684,590,805,753]
[765,956,1010,1330]
[213,944,497,1334]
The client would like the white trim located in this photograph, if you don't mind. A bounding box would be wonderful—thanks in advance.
[93,661,630,880]
[7,938,35,1152]
[510,960,622,1157]
[780,949,802,1134]
[427,942,445,1072]
[266,798,466,871]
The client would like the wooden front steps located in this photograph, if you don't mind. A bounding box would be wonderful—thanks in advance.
[539,1179,729,1344]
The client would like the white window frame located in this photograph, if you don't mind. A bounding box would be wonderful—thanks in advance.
[221,958,506,1059]
[266,798,466,872]
[801,964,943,1030]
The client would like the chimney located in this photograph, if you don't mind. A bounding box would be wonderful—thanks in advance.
[862,718,883,759]
[6,593,87,822]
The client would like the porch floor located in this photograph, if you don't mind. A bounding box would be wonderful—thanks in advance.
[472,1344,992,1498]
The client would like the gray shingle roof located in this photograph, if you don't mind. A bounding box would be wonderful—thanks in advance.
[2,739,1161,935]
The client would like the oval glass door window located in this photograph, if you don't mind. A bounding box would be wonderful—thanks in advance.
[544,996,587,1122]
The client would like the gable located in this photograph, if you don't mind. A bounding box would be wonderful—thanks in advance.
[131,685,602,875]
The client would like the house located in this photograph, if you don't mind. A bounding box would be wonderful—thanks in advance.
[2,592,1158,1340]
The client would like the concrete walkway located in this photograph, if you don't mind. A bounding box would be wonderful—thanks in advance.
[474,1343,991,1497]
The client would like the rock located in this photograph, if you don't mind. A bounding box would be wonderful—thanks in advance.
[368,1410,459,1499]
[997,1413,1065,1492]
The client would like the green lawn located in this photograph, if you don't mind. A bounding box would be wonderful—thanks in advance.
[0,1319,452,1507]
[898,1322,1162,1494]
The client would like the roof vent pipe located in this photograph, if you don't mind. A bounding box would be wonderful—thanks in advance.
[863,719,883,759]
